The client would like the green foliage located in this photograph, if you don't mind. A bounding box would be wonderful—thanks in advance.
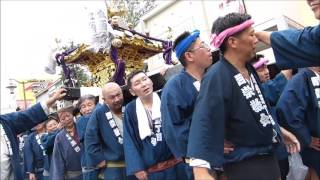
[60,64,91,87]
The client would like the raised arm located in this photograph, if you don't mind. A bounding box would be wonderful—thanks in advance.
[257,26,320,69]
[255,31,271,45]
[1,88,66,135]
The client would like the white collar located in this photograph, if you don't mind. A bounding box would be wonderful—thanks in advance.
[136,93,161,140]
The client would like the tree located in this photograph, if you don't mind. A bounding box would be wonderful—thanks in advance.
[106,0,157,27]
[123,0,157,27]
[57,41,92,87]
[60,64,92,87]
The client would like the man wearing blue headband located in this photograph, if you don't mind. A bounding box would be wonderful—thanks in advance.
[160,30,212,179]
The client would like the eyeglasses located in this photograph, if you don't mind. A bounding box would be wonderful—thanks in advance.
[188,42,211,52]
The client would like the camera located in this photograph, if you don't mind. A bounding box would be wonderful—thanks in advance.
[63,87,81,101]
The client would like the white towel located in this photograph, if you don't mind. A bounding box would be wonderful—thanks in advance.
[136,93,161,140]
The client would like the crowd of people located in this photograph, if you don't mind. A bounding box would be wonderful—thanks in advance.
[1,0,319,179]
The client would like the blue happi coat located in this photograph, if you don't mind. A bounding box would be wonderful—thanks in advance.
[0,103,48,180]
[160,70,198,159]
[76,114,99,180]
[76,114,91,167]
[271,25,320,69]
[261,72,289,160]
[124,99,185,180]
[277,68,320,175]
[262,72,288,106]
[19,134,28,179]
[24,131,46,180]
[160,70,198,179]
[51,127,83,180]
[85,104,134,180]
[41,129,60,177]
[187,58,283,167]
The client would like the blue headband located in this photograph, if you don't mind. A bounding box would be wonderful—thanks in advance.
[174,30,200,60]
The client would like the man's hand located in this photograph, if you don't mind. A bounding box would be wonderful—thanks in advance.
[134,170,148,180]
[255,31,272,45]
[224,140,234,154]
[193,167,215,180]
[29,173,36,180]
[280,127,300,153]
[97,160,106,168]
[46,88,67,108]
[159,66,169,76]
[280,69,293,80]
[309,136,320,151]
[57,122,63,129]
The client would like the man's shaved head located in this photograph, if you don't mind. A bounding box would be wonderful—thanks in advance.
[102,82,124,112]
[102,82,122,96]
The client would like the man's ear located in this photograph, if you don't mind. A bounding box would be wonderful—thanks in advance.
[129,88,136,96]
[227,36,238,49]
[184,52,194,63]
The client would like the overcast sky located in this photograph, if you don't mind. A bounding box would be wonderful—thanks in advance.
[1,0,106,111]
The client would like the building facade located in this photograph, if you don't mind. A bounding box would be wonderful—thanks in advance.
[138,0,318,68]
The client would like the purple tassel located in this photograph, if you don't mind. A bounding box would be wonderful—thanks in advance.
[110,46,118,63]
[110,44,126,85]
[162,41,173,64]
[112,59,126,85]
[117,27,173,65]
[55,47,78,87]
